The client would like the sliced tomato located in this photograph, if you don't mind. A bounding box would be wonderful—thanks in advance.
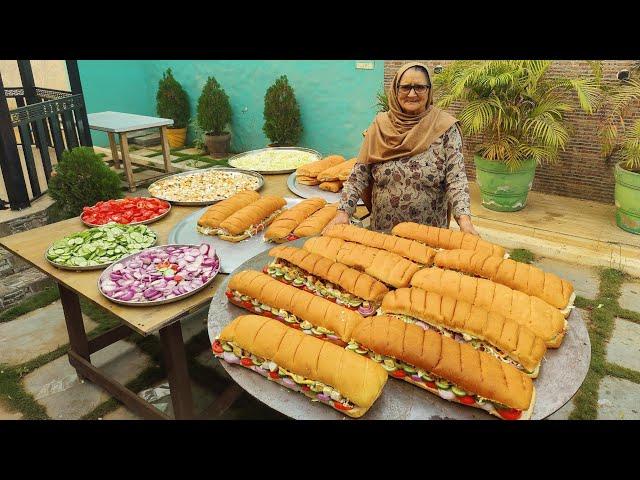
[425,381,438,389]
[225,290,234,299]
[119,217,131,224]
[391,370,406,378]
[268,371,280,380]
[332,401,353,411]
[496,408,522,420]
[262,311,275,319]
[241,301,253,310]
[240,358,253,367]
[301,385,311,392]
[459,395,476,405]
[289,323,302,330]
[212,341,224,354]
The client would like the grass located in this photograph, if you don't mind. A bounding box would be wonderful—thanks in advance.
[0,286,60,324]
[509,248,535,264]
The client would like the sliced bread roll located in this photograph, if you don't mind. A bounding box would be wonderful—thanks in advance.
[293,204,339,238]
[219,195,287,237]
[264,198,326,243]
[296,155,345,178]
[197,190,260,230]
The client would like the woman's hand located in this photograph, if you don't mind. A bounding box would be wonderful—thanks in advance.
[456,215,480,237]
[321,210,350,235]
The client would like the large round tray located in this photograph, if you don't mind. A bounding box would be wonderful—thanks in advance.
[287,172,364,205]
[80,200,172,228]
[97,244,221,307]
[207,241,592,420]
[44,231,158,271]
[147,167,265,206]
[227,147,322,175]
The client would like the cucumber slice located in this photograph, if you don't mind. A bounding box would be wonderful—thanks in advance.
[274,269,284,277]
[417,370,434,381]
[402,365,417,374]
[348,298,363,308]
[240,295,250,302]
[267,267,276,275]
[221,344,233,352]
[451,386,467,397]
[283,274,294,282]
[292,278,304,286]
[381,363,397,372]
[435,379,450,389]
[355,348,368,354]
[346,343,359,350]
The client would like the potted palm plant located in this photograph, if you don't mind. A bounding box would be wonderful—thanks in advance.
[263,75,303,147]
[197,76,232,158]
[435,60,601,211]
[156,68,190,148]
[600,62,640,234]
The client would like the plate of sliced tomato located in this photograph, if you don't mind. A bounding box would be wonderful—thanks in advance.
[81,197,172,227]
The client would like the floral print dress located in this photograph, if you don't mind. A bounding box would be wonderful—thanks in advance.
[339,124,471,233]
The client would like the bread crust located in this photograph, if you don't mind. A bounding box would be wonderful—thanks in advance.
[411,267,567,347]
[293,205,339,237]
[218,315,387,416]
[264,198,326,242]
[296,176,321,186]
[391,222,506,257]
[296,155,345,178]
[268,245,389,302]
[218,195,287,236]
[317,158,357,182]
[228,270,364,343]
[351,315,534,411]
[381,287,547,373]
[323,224,435,265]
[433,249,574,310]
[318,181,342,192]
[303,236,421,289]
[197,190,260,229]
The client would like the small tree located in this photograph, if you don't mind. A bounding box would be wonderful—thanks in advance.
[156,68,190,129]
[263,75,303,146]
[196,76,232,136]
[48,147,122,217]
[375,89,389,113]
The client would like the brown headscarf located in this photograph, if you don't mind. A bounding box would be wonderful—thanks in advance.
[356,62,459,211]
[358,62,459,165]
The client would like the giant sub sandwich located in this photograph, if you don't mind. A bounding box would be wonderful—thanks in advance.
[296,155,345,179]
[433,249,575,311]
[197,190,261,234]
[264,197,326,243]
[216,195,287,242]
[292,205,339,238]
[349,315,536,420]
[225,270,364,346]
[265,245,389,316]
[381,287,547,377]
[213,315,387,418]
[392,222,506,258]
[411,267,568,347]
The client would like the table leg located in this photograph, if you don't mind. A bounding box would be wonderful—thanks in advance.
[159,322,194,419]
[58,284,90,378]
[118,132,136,192]
[108,132,121,169]
[160,126,172,173]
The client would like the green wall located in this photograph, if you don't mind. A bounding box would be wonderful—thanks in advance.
[79,60,384,158]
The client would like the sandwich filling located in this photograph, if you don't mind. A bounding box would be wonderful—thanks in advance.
[387,312,539,377]
[345,339,524,420]
[225,289,347,347]
[196,208,286,240]
[213,339,357,413]
[263,260,378,316]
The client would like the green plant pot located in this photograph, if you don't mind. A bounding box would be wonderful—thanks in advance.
[614,162,640,235]
[474,155,537,212]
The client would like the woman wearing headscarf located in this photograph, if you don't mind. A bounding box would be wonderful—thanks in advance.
[324,62,479,235]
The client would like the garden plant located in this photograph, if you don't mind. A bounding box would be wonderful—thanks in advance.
[156,68,190,148]
[197,76,232,157]
[263,75,303,146]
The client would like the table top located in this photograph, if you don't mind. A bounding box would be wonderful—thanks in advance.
[87,111,173,133]
[0,174,295,336]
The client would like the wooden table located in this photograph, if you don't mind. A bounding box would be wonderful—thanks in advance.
[87,112,174,192]
[0,174,368,419]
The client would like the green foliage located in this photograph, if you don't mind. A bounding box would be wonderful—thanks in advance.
[509,248,535,264]
[599,63,640,171]
[435,60,602,170]
[156,68,190,129]
[375,89,389,112]
[48,147,122,217]
[263,75,303,146]
[197,76,232,136]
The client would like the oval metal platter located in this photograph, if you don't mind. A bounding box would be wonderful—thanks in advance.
[287,172,364,205]
[227,147,322,175]
[80,200,172,228]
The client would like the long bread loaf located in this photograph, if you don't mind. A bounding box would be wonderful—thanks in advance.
[296,155,345,178]
[197,190,260,230]
[293,205,339,237]
[219,195,287,236]
[264,198,326,242]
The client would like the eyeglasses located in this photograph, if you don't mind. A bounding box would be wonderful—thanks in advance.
[397,83,430,95]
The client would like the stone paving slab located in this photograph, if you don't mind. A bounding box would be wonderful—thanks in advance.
[178,148,207,156]
[0,401,23,420]
[606,317,640,372]
[533,257,599,300]
[619,281,640,312]
[0,301,98,366]
[597,376,640,420]
[22,340,152,419]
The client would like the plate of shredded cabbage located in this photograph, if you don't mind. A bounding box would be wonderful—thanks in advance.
[227,147,322,174]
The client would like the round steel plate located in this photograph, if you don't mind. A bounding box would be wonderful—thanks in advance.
[287,172,364,205]
[97,244,220,306]
[227,147,322,175]
[147,167,265,206]
[206,242,592,420]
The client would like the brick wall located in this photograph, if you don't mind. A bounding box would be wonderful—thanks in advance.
[384,60,640,204]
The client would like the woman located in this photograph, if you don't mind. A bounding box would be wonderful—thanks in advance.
[324,62,479,236]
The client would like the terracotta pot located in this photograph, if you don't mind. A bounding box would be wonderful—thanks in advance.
[165,127,187,149]
[205,132,231,158]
